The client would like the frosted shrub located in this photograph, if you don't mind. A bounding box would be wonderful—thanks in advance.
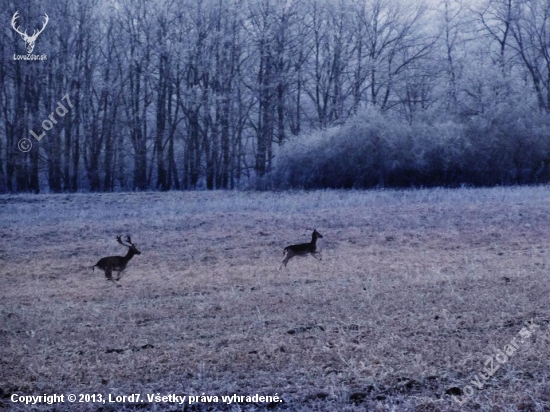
[271,108,550,189]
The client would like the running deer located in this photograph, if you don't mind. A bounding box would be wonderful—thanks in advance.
[93,235,141,285]
[280,229,323,269]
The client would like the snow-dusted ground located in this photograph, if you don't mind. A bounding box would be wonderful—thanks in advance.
[1,188,550,411]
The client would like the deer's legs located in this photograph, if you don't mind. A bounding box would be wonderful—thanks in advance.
[312,252,322,261]
[103,268,121,286]
[104,267,113,281]
[280,252,295,269]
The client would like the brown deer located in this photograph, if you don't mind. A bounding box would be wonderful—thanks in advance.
[280,229,323,269]
[93,235,141,285]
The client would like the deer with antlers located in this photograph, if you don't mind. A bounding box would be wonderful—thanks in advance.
[93,235,141,286]
[11,11,49,55]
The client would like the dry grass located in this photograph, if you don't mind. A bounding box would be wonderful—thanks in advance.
[1,187,550,411]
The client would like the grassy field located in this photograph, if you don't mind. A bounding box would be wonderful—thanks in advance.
[1,187,550,411]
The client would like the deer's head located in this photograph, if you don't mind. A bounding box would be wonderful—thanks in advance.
[11,11,49,55]
[117,235,142,255]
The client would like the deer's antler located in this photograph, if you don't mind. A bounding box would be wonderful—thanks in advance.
[116,234,137,248]
[11,11,27,38]
[30,14,49,40]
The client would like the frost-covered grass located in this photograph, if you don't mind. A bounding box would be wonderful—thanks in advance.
[1,187,550,411]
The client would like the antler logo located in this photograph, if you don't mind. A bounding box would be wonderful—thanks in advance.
[11,11,49,55]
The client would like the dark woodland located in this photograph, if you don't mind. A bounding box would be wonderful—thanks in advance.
[1,0,550,192]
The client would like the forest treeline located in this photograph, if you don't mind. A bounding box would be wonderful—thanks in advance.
[1,0,549,193]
